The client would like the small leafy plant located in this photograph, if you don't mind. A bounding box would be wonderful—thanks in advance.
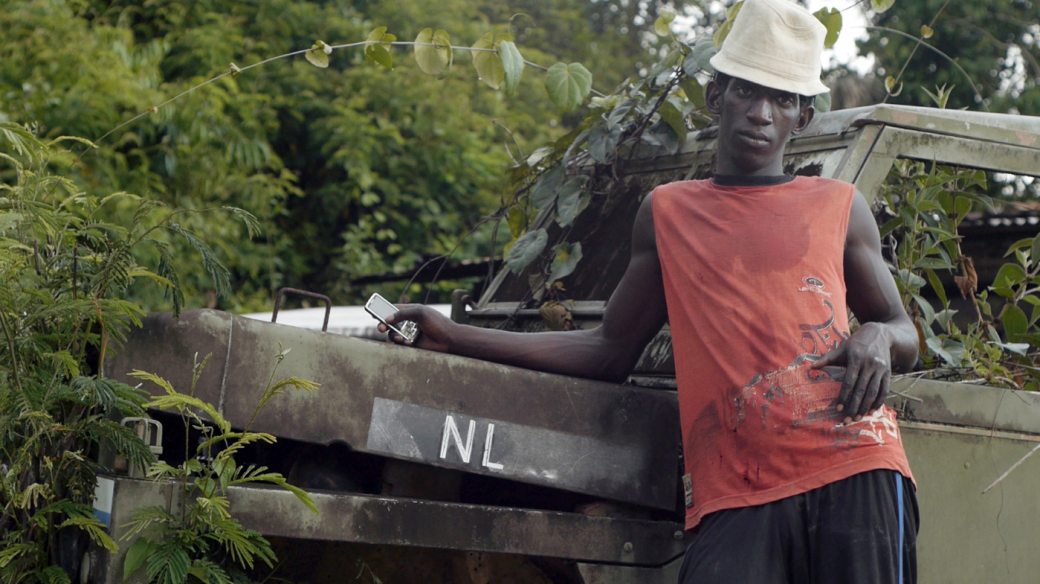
[121,350,319,584]
[879,158,1040,389]
[0,123,249,584]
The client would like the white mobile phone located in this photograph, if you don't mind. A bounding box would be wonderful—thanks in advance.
[365,293,420,343]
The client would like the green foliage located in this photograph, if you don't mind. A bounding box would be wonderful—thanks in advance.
[505,229,548,274]
[493,9,784,291]
[123,351,318,584]
[1,0,713,309]
[471,31,509,90]
[861,0,1040,113]
[304,41,332,69]
[814,7,843,49]
[549,242,582,283]
[414,29,453,76]
[0,124,243,583]
[545,63,593,112]
[880,159,1040,389]
[498,41,526,97]
[713,1,745,47]
[365,27,397,70]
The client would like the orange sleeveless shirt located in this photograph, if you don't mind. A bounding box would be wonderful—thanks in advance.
[651,176,914,531]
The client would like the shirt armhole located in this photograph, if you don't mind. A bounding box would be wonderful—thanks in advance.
[838,182,857,247]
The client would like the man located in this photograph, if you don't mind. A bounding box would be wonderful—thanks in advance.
[382,0,919,581]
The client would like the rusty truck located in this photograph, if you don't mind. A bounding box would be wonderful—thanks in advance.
[81,104,1040,584]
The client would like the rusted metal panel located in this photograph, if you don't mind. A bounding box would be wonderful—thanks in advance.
[872,127,1040,178]
[226,484,687,566]
[901,426,1040,584]
[106,310,680,510]
[93,475,686,584]
[890,378,1040,436]
[577,556,684,584]
[855,105,1040,150]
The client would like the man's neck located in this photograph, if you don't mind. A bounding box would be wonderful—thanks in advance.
[712,174,794,187]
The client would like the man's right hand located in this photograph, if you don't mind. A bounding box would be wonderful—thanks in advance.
[379,304,454,353]
[372,191,667,382]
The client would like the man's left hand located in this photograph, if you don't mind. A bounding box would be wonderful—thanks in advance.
[812,322,893,424]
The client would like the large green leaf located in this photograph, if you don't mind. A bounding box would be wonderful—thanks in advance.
[545,62,593,112]
[657,100,688,145]
[654,10,676,37]
[123,537,155,582]
[813,7,843,49]
[365,27,396,70]
[688,37,718,74]
[605,98,637,129]
[305,40,331,69]
[507,205,528,239]
[680,77,706,109]
[471,32,506,89]
[713,1,745,46]
[146,541,190,584]
[414,29,452,75]
[870,0,897,13]
[993,262,1026,290]
[549,242,584,282]
[642,121,680,155]
[587,124,621,164]
[532,167,565,210]
[506,228,548,274]
[1030,234,1040,265]
[814,92,832,113]
[499,41,524,96]
[556,177,589,227]
[1003,304,1029,342]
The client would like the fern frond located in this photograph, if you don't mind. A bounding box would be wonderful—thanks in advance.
[146,539,191,584]
[121,505,178,540]
[188,558,232,584]
[18,482,53,509]
[43,350,80,379]
[205,517,273,570]
[0,543,36,569]
[193,495,231,521]
[89,419,155,472]
[40,564,72,584]
[129,199,164,235]
[57,516,118,552]
[126,370,175,395]
[145,462,185,482]
[226,470,318,514]
[142,392,230,434]
[151,238,184,316]
[254,377,320,416]
[208,432,275,462]
[222,207,262,239]
[165,223,231,300]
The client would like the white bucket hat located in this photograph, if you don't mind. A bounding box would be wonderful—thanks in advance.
[709,0,831,96]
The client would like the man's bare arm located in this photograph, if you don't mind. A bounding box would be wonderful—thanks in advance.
[385,193,669,383]
[814,190,919,422]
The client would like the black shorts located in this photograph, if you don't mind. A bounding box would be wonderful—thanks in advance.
[677,469,918,584]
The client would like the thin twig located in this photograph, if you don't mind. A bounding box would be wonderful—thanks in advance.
[982,441,1040,494]
[886,389,924,403]
[490,119,526,164]
[880,0,950,105]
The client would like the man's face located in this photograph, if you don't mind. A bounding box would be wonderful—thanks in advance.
[706,76,814,175]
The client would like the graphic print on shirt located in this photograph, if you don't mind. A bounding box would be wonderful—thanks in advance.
[797,276,832,297]
[726,275,899,450]
[729,293,849,432]
[723,274,902,446]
